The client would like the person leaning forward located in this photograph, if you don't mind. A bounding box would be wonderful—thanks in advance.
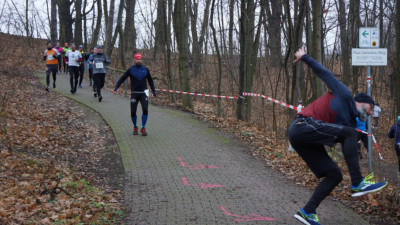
[288,46,387,225]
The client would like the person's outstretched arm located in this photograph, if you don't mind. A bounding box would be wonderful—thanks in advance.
[294,46,351,97]
[113,70,129,94]
[104,54,111,64]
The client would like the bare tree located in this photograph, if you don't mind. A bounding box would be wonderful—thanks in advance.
[165,0,175,102]
[236,0,265,121]
[92,0,102,46]
[50,0,57,43]
[266,0,282,67]
[74,0,83,45]
[189,0,211,76]
[115,0,126,69]
[57,0,74,43]
[173,0,193,109]
[337,0,351,86]
[396,0,400,114]
[104,0,115,56]
[228,0,235,56]
[311,0,324,98]
[125,0,137,51]
[154,0,167,55]
[82,0,96,48]
[210,0,222,116]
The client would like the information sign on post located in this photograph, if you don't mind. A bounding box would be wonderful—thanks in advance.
[351,49,387,66]
[359,27,380,48]
[354,27,386,173]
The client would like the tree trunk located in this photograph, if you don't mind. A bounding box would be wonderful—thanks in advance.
[228,0,235,56]
[166,0,175,102]
[173,0,193,109]
[210,0,222,116]
[291,0,306,106]
[91,0,102,46]
[25,0,29,38]
[311,0,324,98]
[83,0,88,48]
[267,0,282,67]
[125,0,137,51]
[50,0,57,43]
[338,0,350,86]
[74,0,83,45]
[305,0,313,104]
[236,0,264,121]
[190,0,211,77]
[396,0,400,114]
[116,0,126,69]
[154,0,167,55]
[349,0,361,93]
[105,0,115,56]
[57,0,74,44]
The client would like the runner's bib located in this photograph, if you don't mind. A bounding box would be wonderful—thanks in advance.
[48,55,54,60]
[96,63,104,69]
[144,89,149,97]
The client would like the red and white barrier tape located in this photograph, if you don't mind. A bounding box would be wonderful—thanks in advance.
[242,92,298,111]
[156,89,239,99]
[355,129,383,160]
[243,91,383,160]
[157,89,383,159]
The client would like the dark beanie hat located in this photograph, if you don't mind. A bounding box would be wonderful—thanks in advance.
[354,93,375,106]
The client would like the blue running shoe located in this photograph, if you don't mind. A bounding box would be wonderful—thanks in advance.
[351,173,387,197]
[294,208,320,225]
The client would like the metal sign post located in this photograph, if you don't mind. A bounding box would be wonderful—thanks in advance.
[366,66,372,172]
[352,27,386,173]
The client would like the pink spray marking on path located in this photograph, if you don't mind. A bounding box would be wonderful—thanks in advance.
[181,177,223,188]
[178,157,219,170]
[220,206,277,222]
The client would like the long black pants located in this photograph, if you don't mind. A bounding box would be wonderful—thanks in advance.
[395,144,400,172]
[69,66,80,91]
[130,93,149,117]
[89,68,96,91]
[58,56,62,72]
[288,116,362,214]
[78,64,85,85]
[46,64,57,87]
[93,73,105,97]
[63,59,69,73]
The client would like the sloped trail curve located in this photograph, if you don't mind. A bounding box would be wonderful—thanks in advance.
[36,71,368,224]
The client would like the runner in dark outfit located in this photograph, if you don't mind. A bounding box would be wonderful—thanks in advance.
[87,47,95,87]
[113,53,156,136]
[90,45,110,102]
[78,45,89,88]
[388,116,400,174]
[288,47,387,225]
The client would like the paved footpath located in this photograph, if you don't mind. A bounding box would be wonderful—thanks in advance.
[37,72,368,225]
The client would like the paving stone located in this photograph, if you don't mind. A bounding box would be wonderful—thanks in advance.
[36,71,369,225]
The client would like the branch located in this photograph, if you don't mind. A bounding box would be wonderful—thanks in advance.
[83,0,96,16]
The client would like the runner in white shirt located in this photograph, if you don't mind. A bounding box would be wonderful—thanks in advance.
[373,103,382,129]
[65,43,83,93]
